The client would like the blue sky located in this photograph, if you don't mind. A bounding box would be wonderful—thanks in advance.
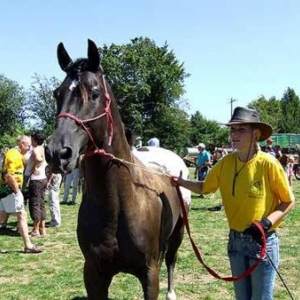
[1,0,300,123]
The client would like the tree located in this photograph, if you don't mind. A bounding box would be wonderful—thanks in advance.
[25,74,61,137]
[248,96,281,133]
[100,37,190,150]
[143,104,192,155]
[189,111,229,149]
[0,75,26,148]
[278,87,300,133]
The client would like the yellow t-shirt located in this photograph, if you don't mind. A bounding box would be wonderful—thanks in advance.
[202,150,294,232]
[0,148,24,187]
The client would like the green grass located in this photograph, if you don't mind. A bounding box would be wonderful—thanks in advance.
[0,172,299,299]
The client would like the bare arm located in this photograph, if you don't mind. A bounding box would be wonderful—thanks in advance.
[46,172,54,189]
[171,176,203,195]
[5,173,21,194]
[267,200,295,226]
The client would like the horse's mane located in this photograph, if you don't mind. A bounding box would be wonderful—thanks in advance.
[63,58,92,74]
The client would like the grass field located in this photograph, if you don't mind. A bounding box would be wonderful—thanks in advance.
[0,170,299,300]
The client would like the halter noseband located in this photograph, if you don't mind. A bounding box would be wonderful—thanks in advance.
[57,74,114,155]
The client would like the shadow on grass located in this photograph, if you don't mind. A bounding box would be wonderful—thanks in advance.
[190,206,209,212]
[71,296,116,300]
[0,249,25,254]
[0,227,20,237]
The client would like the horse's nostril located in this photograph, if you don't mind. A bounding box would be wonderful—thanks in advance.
[59,147,72,160]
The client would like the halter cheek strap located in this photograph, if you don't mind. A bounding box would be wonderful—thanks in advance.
[57,74,114,151]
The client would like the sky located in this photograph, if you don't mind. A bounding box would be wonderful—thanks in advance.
[1,0,300,123]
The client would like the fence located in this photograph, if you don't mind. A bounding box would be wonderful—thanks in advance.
[261,134,300,148]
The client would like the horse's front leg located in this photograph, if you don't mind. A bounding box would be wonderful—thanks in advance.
[83,260,113,300]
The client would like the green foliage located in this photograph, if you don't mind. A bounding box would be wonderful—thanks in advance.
[0,75,27,148]
[278,87,300,133]
[25,74,60,137]
[100,37,190,148]
[0,131,23,149]
[248,95,281,133]
[144,104,192,155]
[190,111,229,148]
[249,89,300,135]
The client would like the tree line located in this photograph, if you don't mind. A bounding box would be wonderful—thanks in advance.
[1,37,299,155]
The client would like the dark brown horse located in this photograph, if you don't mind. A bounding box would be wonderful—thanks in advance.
[45,39,184,300]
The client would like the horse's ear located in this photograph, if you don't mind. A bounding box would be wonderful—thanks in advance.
[87,39,100,72]
[57,42,73,72]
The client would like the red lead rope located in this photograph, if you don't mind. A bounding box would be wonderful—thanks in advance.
[174,184,267,282]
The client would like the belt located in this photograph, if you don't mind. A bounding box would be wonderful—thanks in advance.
[230,229,276,238]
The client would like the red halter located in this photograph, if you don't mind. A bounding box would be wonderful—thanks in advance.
[57,74,114,157]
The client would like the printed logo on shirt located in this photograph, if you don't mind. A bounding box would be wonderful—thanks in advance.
[248,179,263,199]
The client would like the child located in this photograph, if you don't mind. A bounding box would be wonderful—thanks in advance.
[287,156,295,187]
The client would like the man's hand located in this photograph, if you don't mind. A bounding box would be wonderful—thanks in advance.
[243,218,272,244]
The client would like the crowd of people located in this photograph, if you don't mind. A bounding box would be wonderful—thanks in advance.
[0,132,82,253]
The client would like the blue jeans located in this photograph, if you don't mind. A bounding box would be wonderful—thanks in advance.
[48,174,62,225]
[228,230,279,300]
[63,168,80,203]
[198,168,208,181]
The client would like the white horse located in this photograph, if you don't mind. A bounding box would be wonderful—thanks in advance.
[132,146,192,207]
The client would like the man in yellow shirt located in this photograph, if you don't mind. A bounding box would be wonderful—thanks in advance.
[0,135,42,253]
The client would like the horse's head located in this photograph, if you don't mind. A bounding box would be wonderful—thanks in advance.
[45,39,114,173]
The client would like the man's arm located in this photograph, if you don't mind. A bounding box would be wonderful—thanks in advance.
[5,173,21,194]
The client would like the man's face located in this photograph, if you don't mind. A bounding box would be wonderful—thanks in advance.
[18,139,31,154]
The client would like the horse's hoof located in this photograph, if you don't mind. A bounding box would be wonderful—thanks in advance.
[166,289,176,300]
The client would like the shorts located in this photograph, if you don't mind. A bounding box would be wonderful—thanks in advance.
[0,193,24,213]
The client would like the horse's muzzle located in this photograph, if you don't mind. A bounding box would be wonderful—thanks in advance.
[45,145,76,173]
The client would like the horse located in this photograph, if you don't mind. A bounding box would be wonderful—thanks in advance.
[45,39,185,300]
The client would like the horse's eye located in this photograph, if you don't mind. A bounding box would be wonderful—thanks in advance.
[91,88,100,100]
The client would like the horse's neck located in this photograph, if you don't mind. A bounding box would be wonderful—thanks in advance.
[84,134,133,184]
[109,115,133,161]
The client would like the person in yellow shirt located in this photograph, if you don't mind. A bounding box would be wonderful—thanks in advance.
[171,107,295,300]
[0,135,42,253]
